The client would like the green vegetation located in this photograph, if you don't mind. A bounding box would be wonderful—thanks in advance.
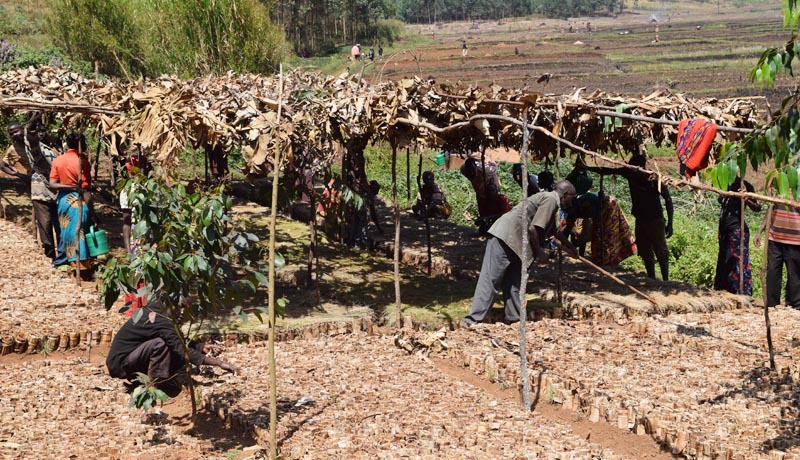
[364,142,767,298]
[396,0,623,23]
[44,0,285,78]
[98,175,271,409]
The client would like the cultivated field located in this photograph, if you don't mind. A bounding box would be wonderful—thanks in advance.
[367,1,789,105]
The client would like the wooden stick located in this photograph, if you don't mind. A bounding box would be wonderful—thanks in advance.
[75,141,83,286]
[553,240,659,306]
[391,143,402,328]
[265,65,285,460]
[417,153,432,276]
[406,147,411,206]
[518,107,532,413]
[0,97,121,115]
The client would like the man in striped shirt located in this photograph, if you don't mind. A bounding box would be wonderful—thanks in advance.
[756,197,800,309]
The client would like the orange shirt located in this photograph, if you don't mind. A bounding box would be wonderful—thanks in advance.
[49,149,91,189]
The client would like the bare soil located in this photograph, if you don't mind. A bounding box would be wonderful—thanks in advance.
[374,4,787,107]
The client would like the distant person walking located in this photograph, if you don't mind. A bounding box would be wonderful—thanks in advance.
[378,45,383,58]
[351,43,361,61]
[461,39,468,57]
[368,45,375,61]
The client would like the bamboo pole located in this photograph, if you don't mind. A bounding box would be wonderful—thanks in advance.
[265,65,285,460]
[517,107,531,412]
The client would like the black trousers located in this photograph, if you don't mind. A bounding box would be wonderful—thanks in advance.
[32,199,59,260]
[766,240,800,309]
[123,338,184,397]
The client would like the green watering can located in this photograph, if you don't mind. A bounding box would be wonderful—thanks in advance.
[86,226,109,257]
[431,151,447,166]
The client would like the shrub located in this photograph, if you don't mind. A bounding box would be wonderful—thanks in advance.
[372,19,405,47]
[47,0,145,77]
[0,40,15,67]
[0,44,91,73]
[46,0,285,78]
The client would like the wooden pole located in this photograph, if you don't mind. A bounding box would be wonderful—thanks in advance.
[392,144,402,328]
[417,153,432,275]
[599,175,605,266]
[0,97,121,115]
[93,129,102,183]
[74,139,83,286]
[518,107,532,412]
[739,177,745,295]
[553,240,659,306]
[406,147,411,206]
[430,91,756,134]
[761,204,776,370]
[266,65,285,460]
[310,171,321,305]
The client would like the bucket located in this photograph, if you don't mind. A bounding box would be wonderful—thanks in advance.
[86,226,109,257]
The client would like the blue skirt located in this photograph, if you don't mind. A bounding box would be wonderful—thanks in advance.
[57,191,92,262]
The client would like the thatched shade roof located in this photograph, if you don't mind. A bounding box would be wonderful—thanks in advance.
[0,66,762,175]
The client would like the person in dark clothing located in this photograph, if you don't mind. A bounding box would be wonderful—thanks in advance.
[587,153,674,280]
[106,299,240,397]
[2,117,61,261]
[714,178,761,295]
[511,163,539,196]
[462,180,578,326]
[537,171,556,192]
[412,171,451,219]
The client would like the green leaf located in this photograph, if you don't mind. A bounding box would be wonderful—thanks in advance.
[779,171,790,198]
[787,165,799,199]
[154,389,168,403]
[774,53,785,74]
[132,220,148,239]
[103,284,120,311]
[274,252,285,269]
[240,279,255,292]
[132,307,144,324]
[196,255,208,272]
[129,386,144,408]
[254,270,268,287]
